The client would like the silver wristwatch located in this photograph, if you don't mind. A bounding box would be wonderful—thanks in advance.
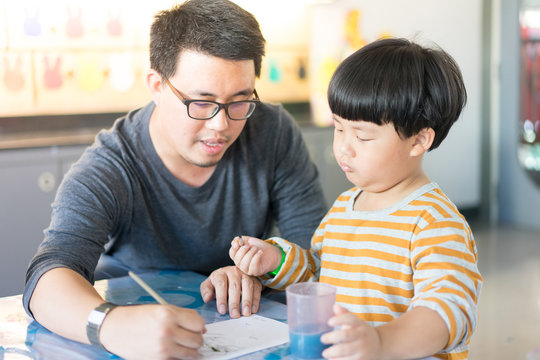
[86,302,118,349]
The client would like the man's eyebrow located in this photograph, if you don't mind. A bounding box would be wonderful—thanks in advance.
[195,89,253,98]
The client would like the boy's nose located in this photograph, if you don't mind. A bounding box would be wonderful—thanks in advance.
[339,140,355,157]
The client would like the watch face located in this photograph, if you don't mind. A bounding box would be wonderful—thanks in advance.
[86,302,118,348]
[88,309,107,326]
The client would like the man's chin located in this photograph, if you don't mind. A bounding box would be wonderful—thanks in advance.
[189,155,222,168]
[195,161,219,168]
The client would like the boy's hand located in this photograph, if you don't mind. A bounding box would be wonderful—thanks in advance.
[229,236,282,276]
[321,304,382,360]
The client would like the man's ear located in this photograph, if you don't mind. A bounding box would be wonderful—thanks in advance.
[410,128,435,157]
[146,69,164,105]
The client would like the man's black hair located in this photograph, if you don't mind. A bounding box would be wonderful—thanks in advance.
[150,0,266,79]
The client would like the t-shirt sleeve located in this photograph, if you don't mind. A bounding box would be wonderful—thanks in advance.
[259,209,331,290]
[409,217,482,352]
[22,144,130,317]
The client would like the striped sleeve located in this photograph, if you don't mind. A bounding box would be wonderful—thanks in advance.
[258,212,330,290]
[409,189,482,352]
[258,190,355,290]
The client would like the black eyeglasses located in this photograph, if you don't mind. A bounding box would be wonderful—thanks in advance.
[164,77,259,120]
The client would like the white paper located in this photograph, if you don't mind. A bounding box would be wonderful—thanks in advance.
[198,314,289,359]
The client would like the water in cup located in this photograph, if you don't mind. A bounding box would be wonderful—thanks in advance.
[289,324,329,358]
[286,282,336,359]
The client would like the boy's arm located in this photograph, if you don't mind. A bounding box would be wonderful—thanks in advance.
[410,219,482,351]
[257,235,321,290]
[259,209,331,290]
[229,236,283,276]
[228,234,320,290]
[376,306,449,358]
[229,208,332,290]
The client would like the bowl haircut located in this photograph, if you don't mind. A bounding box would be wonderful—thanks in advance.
[328,38,467,150]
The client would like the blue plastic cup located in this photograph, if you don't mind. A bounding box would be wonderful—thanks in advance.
[286,282,336,359]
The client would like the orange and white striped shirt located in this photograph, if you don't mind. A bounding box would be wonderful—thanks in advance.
[261,183,482,360]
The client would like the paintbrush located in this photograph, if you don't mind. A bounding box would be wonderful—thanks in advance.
[128,271,168,305]
[128,271,219,353]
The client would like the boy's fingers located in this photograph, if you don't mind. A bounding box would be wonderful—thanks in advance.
[329,312,364,327]
[239,247,259,274]
[334,303,349,314]
[320,325,356,346]
[229,246,238,260]
[248,250,263,274]
[233,244,250,262]
[320,328,340,345]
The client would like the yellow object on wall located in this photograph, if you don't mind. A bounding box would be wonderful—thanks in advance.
[32,51,149,115]
[257,48,309,104]
[309,5,392,126]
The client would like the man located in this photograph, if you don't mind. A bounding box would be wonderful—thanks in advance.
[23,0,327,359]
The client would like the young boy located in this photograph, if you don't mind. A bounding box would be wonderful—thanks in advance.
[229,38,482,360]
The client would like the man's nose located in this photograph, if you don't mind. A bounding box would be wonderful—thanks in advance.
[205,108,229,131]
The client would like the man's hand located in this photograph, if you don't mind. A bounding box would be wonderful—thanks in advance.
[100,304,206,360]
[29,268,206,360]
[228,236,283,276]
[199,265,262,318]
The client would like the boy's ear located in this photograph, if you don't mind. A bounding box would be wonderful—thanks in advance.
[146,69,164,106]
[410,128,435,156]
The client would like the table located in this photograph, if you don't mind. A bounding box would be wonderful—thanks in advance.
[0,270,293,359]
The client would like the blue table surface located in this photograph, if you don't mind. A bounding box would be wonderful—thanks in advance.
[0,270,297,360]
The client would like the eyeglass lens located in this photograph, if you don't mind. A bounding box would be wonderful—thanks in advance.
[188,101,256,120]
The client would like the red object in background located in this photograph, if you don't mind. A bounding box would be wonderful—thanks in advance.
[520,24,540,144]
[65,6,84,38]
[43,56,63,90]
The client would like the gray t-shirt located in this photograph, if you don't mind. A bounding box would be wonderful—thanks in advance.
[23,101,327,313]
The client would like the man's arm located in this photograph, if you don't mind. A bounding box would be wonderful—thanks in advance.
[30,267,205,360]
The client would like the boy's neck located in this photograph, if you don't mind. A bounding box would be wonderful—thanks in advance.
[353,172,431,212]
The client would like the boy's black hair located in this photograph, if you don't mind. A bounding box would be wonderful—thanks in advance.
[327,38,466,150]
[150,0,266,80]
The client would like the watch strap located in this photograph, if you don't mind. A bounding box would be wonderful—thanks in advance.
[86,302,118,349]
